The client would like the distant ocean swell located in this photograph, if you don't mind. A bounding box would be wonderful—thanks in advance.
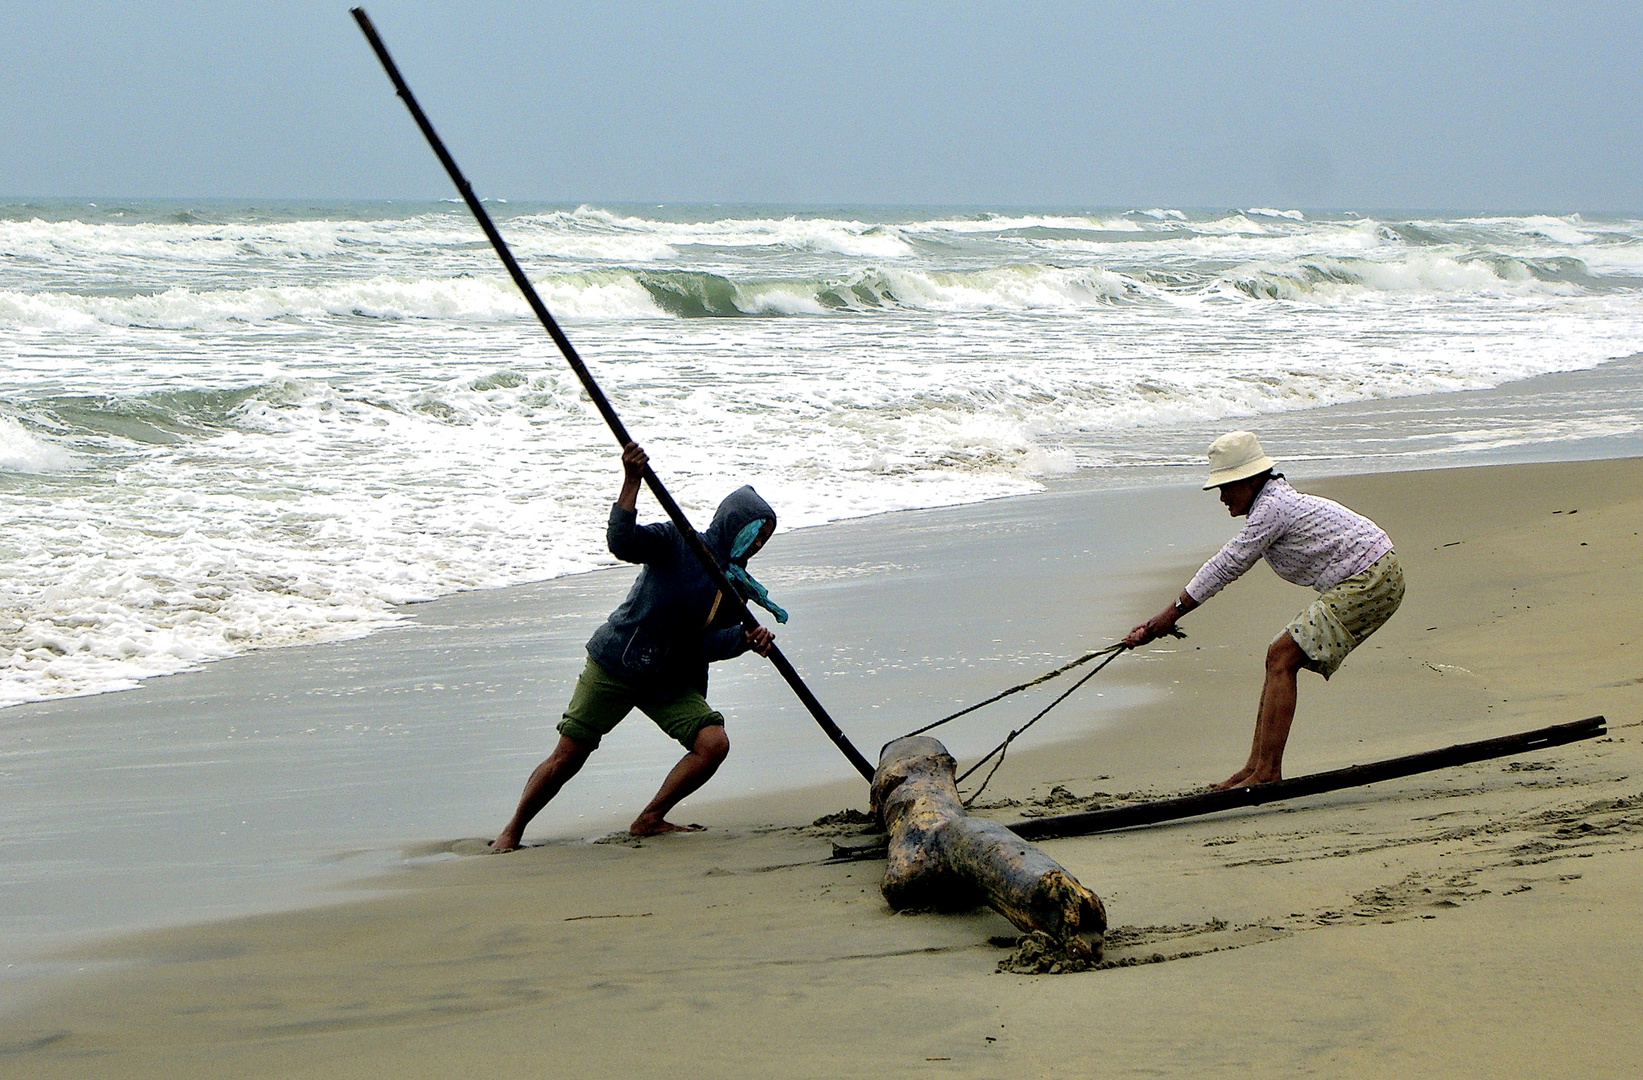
[1,202,1639,707]
[0,257,1609,330]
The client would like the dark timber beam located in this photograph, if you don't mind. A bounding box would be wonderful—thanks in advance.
[1010,716,1607,841]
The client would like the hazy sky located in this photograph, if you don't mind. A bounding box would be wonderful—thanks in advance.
[3,1,1639,210]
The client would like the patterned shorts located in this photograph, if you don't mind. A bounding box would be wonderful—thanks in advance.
[1285,552,1405,680]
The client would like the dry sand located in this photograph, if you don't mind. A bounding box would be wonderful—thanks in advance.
[3,457,1639,1078]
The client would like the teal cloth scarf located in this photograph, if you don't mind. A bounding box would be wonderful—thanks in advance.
[727,519,788,624]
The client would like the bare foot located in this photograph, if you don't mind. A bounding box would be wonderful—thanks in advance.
[1216,767,1280,791]
[489,829,523,852]
[628,816,706,837]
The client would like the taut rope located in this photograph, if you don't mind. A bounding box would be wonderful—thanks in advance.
[896,628,1185,805]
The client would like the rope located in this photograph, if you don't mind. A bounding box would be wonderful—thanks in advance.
[890,627,1187,807]
[955,646,1128,806]
[897,643,1126,740]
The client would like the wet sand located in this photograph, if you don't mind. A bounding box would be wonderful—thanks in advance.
[0,479,1226,968]
[3,456,1640,1077]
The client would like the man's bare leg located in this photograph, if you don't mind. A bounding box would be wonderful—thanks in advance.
[1217,632,1308,789]
[1217,676,1273,790]
[491,734,595,851]
[630,724,730,836]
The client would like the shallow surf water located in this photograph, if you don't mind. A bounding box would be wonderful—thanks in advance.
[3,200,1641,707]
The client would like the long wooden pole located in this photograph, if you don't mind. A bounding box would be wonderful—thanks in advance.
[351,8,874,781]
[1007,715,1607,840]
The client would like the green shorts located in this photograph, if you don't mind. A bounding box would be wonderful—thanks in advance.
[556,657,724,751]
[1286,551,1405,680]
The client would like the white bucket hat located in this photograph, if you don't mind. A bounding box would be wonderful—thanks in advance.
[1203,431,1276,489]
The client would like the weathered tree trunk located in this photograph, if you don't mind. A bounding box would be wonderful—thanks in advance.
[871,736,1106,958]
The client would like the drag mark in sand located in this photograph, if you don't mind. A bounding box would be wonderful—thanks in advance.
[563,912,652,922]
[0,1031,70,1057]
[977,734,1641,974]
[997,919,1293,975]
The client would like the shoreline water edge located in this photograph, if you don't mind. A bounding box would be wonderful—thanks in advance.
[3,358,1643,953]
[1,427,1637,919]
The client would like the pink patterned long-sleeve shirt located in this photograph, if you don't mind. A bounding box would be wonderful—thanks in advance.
[1185,477,1393,603]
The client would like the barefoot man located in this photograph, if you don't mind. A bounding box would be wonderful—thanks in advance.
[1125,432,1405,789]
[492,442,783,849]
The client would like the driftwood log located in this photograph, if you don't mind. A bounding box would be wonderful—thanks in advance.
[871,736,1106,959]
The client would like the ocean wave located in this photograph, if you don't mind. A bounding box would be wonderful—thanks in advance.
[0,214,480,265]
[1214,250,1588,300]
[0,415,74,473]
[905,212,1150,235]
[4,201,1640,710]
[0,211,686,269]
[0,273,669,329]
[6,323,1639,710]
[8,209,1638,295]
[8,206,1636,252]
[0,367,1062,707]
[0,264,1156,328]
[507,205,921,259]
[2,242,1614,333]
[1458,214,1599,246]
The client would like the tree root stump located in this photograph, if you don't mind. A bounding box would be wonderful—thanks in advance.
[996,930,1099,974]
[871,736,1106,960]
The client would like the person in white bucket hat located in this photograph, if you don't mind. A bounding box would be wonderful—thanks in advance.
[1126,431,1405,789]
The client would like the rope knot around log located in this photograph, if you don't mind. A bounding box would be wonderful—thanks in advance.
[872,736,1106,959]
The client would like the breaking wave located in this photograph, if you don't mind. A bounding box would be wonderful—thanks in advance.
[2,200,1640,708]
[0,252,1606,332]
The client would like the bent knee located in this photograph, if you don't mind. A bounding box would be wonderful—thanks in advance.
[693,723,730,762]
[551,733,596,765]
[1267,632,1308,672]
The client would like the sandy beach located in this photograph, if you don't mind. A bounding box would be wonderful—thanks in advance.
[3,455,1640,1078]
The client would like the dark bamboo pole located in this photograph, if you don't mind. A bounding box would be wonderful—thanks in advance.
[1009,715,1607,840]
[351,8,874,781]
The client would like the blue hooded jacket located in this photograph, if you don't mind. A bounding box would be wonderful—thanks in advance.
[585,485,777,696]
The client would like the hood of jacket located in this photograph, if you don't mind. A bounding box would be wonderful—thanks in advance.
[702,485,776,566]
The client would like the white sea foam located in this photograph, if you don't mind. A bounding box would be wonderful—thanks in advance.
[523,206,921,259]
[0,215,481,266]
[1459,214,1597,247]
[1211,251,1586,302]
[16,245,1585,334]
[0,416,74,473]
[907,213,1149,235]
[1,201,1640,707]
[876,265,1144,310]
[0,274,672,330]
